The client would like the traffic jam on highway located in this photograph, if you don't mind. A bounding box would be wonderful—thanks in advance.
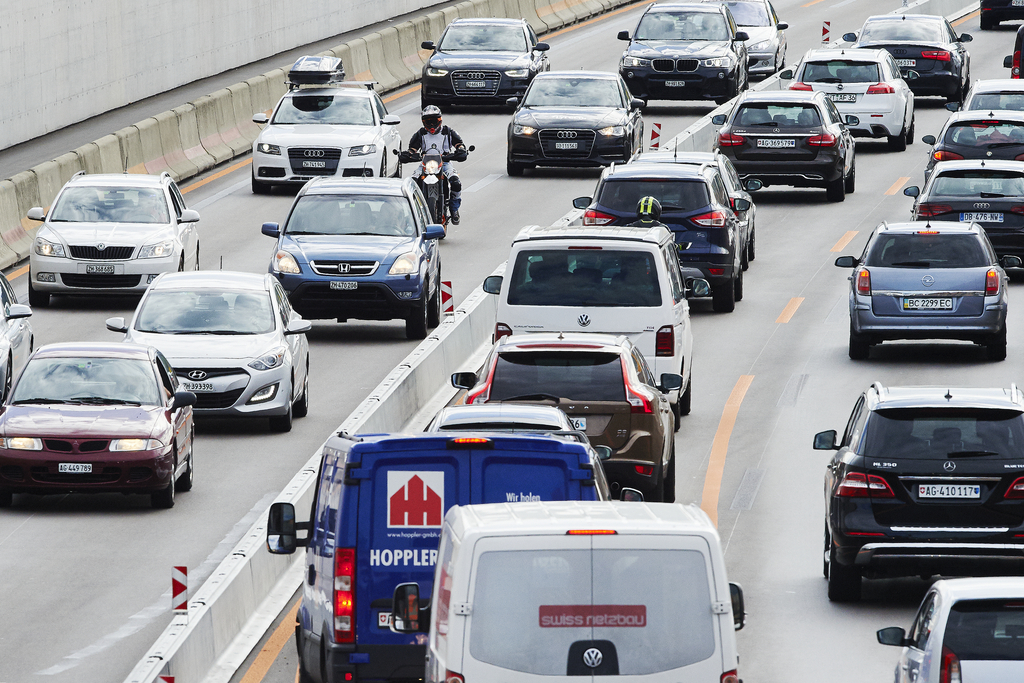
[7,1,1024,682]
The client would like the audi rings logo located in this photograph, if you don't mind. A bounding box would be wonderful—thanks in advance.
[460,72,488,80]
[303,149,325,158]
[583,649,603,669]
[557,130,579,139]
[974,202,991,209]
[577,314,591,327]
[188,370,208,381]
[893,48,908,55]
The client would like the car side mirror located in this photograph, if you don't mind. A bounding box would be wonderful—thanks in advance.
[813,429,838,450]
[735,31,749,41]
[904,70,919,81]
[170,390,197,412]
[267,502,298,554]
[535,42,550,52]
[733,198,751,212]
[262,222,281,238]
[711,114,727,125]
[834,255,858,268]
[617,30,630,41]
[594,445,613,461]
[452,371,478,389]
[659,373,683,392]
[391,582,428,633]
[421,41,435,50]
[776,22,789,30]
[620,487,644,502]
[845,115,860,127]
[27,207,45,222]
[959,32,973,43]
[744,179,762,191]
[877,626,907,647]
[685,277,712,298]
[630,97,645,111]
[779,69,794,80]
[105,316,128,333]
[424,224,445,240]
[730,583,746,630]
[573,196,592,209]
[1002,255,1023,269]
[922,135,936,145]
[482,275,502,295]
[903,186,920,198]
[945,102,960,112]
[252,113,268,124]
[382,114,401,125]
[7,304,31,320]
[505,96,519,107]
[1006,55,1014,69]
[179,209,200,223]
[842,32,857,42]
[285,319,312,336]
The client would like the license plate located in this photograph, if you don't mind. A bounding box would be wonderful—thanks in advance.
[1014,0,1024,6]
[569,417,587,431]
[58,463,92,473]
[828,93,857,102]
[961,212,1004,223]
[378,612,392,627]
[184,382,215,392]
[665,80,687,87]
[330,281,358,290]
[902,297,954,310]
[465,81,486,88]
[919,484,981,499]
[555,142,578,150]
[86,264,115,274]
[756,138,796,148]
[896,59,916,67]
[301,160,327,168]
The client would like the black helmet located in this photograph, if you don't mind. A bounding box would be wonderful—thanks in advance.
[421,105,442,134]
[636,196,662,222]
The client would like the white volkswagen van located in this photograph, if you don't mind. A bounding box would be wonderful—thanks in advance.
[391,501,744,683]
[482,225,709,419]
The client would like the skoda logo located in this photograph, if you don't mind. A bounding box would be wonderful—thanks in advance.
[922,274,935,287]
[944,460,957,472]
[96,243,106,251]
[582,648,603,669]
[303,149,325,158]
[557,130,578,139]
[974,202,991,209]
[577,314,591,327]
[338,263,351,273]
[187,370,208,381]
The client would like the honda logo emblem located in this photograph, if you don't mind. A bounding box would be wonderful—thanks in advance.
[303,149,325,158]
[577,314,591,327]
[582,648,603,669]
[556,130,578,139]
[943,460,956,472]
[338,263,351,273]
[187,370,208,381]
[974,202,991,209]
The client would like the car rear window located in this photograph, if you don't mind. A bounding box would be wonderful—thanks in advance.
[489,352,625,402]
[930,170,1024,197]
[596,179,711,213]
[967,92,1024,112]
[801,60,880,84]
[507,249,662,307]
[943,121,1024,149]
[859,19,944,43]
[733,104,821,127]
[859,409,1024,460]
[944,599,1024,661]
[863,234,990,268]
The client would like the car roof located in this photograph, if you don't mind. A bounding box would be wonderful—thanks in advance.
[497,332,632,352]
[301,177,408,197]
[933,577,1024,601]
[67,173,167,188]
[875,220,981,235]
[633,151,717,164]
[864,13,943,23]
[32,341,154,360]
[648,2,724,13]
[737,90,823,104]
[802,47,889,62]
[449,17,527,26]
[605,162,709,181]
[947,110,1024,124]
[152,271,271,291]
[434,404,572,428]
[867,383,1024,411]
[513,224,674,245]
[535,70,620,81]
[970,79,1024,93]
[930,159,1024,174]
[282,85,374,98]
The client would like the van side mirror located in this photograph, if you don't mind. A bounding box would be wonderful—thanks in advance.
[744,179,762,191]
[776,22,789,30]
[617,30,630,41]
[711,114,727,125]
[285,319,312,335]
[834,255,857,268]
[630,97,646,111]
[262,222,281,238]
[106,316,128,333]
[7,304,31,320]
[482,275,502,295]
[813,429,838,450]
[945,102,960,112]
[685,277,712,298]
[922,135,936,145]
[179,209,201,223]
[733,198,750,212]
[421,41,435,50]
[424,224,446,240]
[877,626,907,646]
[594,445,613,461]
[1006,55,1014,69]
[573,196,592,209]
[267,502,298,554]
[170,391,197,412]
[382,114,401,126]
[842,32,858,42]
[1001,255,1022,269]
[391,582,429,633]
[252,113,268,124]
[779,69,793,80]
[452,371,478,389]
[903,186,920,198]
[659,373,683,392]
[505,96,519,107]
[620,487,644,501]
[730,583,746,630]
[26,207,46,222]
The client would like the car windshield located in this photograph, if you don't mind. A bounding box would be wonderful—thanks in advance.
[859,19,944,43]
[285,194,416,236]
[273,94,374,125]
[859,409,1024,460]
[967,92,1024,111]
[438,25,528,51]
[930,171,1024,197]
[634,11,731,40]
[11,357,162,406]
[133,289,276,335]
[944,599,1024,661]
[49,186,169,224]
[864,233,990,268]
[524,78,623,107]
[507,249,663,307]
[944,121,1024,149]
[724,2,770,27]
[489,352,626,402]
[801,60,880,83]
[733,104,821,127]
[596,180,711,213]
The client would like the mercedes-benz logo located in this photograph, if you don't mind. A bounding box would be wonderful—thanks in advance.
[943,461,956,472]
[338,263,351,273]
[303,149,325,158]
[974,202,991,209]
[96,243,106,251]
[577,314,591,327]
[557,130,578,139]
[582,648,603,669]
[922,274,935,287]
[187,370,208,381]
[773,128,780,133]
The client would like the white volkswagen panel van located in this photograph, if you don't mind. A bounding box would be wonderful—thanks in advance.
[481,225,709,419]
[391,501,744,683]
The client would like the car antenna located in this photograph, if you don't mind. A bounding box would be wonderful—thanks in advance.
[945,389,953,401]
[558,331,565,340]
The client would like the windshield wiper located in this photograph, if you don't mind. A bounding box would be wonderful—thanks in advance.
[980,192,1007,198]
[11,398,68,405]
[197,330,250,335]
[66,397,142,405]
[500,393,564,402]
[890,260,932,267]
[746,121,780,126]
[947,450,999,458]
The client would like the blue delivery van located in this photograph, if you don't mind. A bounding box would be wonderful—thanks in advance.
[266,431,613,683]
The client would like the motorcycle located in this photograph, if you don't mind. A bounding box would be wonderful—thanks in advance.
[397,145,474,234]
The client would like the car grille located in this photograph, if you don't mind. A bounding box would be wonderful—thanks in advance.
[288,148,342,176]
[174,367,248,381]
[194,388,245,409]
[31,466,121,484]
[676,59,699,72]
[69,245,134,260]
[41,439,111,453]
[60,274,141,288]
[653,59,675,72]
[538,129,597,158]
[452,70,501,96]
[309,260,379,276]
[652,58,699,72]
[1,465,24,481]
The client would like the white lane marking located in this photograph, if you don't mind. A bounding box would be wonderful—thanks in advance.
[191,178,250,211]
[391,100,423,116]
[465,173,502,193]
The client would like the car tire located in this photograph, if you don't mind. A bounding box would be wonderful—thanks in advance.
[981,14,996,30]
[826,174,846,202]
[678,376,692,418]
[506,158,525,177]
[427,280,441,328]
[269,401,293,433]
[176,433,195,492]
[194,242,200,270]
[823,524,831,578]
[379,152,388,178]
[740,237,749,271]
[1,354,12,404]
[651,462,666,502]
[844,159,856,193]
[252,174,271,195]
[988,326,1008,361]
[0,489,12,508]
[177,254,185,272]
[28,278,49,308]
[734,267,744,302]
[406,296,429,340]
[712,277,736,312]
[849,326,870,360]
[663,446,676,503]
[827,546,861,602]
[152,459,176,509]
[747,225,756,262]
[294,365,309,418]
[906,115,915,145]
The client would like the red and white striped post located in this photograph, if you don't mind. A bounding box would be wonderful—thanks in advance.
[441,281,454,318]
[649,123,662,150]
[159,677,175,683]
[172,566,187,617]
[821,21,831,44]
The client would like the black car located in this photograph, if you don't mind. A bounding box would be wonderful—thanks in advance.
[981,0,1024,30]
[845,14,972,103]
[814,383,1024,602]
[713,90,857,201]
[1003,25,1024,77]
[922,110,1024,180]
[572,162,749,312]
[617,2,750,104]
[419,18,550,109]
[506,71,645,175]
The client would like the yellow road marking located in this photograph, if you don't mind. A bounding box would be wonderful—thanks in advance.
[775,297,804,324]
[238,599,300,683]
[885,176,910,196]
[830,230,858,253]
[952,9,980,27]
[545,0,657,40]
[180,157,252,194]
[8,264,28,281]
[383,84,421,104]
[700,375,754,526]
[801,0,827,8]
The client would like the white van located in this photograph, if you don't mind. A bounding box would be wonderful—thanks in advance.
[390,501,744,683]
[482,225,709,418]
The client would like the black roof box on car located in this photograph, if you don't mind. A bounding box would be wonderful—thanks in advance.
[287,55,345,88]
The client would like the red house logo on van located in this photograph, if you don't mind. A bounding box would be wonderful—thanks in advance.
[387,471,444,528]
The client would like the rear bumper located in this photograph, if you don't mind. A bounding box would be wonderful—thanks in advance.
[313,629,426,683]
[734,157,844,186]
[980,4,1024,22]
[907,73,960,98]
[851,303,1007,340]
[836,540,1024,577]
[601,457,662,497]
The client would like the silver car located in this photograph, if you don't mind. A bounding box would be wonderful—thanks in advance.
[427,403,576,433]
[106,271,311,432]
[704,0,788,76]
[0,272,33,401]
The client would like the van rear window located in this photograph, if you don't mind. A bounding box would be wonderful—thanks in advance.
[944,599,1024,661]
[490,352,625,402]
[507,250,662,307]
[860,409,1024,460]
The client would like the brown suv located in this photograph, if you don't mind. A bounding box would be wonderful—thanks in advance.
[451,332,680,501]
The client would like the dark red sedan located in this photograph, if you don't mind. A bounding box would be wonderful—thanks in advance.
[0,342,196,509]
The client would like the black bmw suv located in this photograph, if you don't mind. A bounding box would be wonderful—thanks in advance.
[618,2,750,105]
[814,383,1024,602]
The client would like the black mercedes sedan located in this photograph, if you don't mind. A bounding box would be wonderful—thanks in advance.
[922,110,1024,181]
[506,71,645,176]
[419,18,550,109]
[846,14,972,103]
[617,2,750,105]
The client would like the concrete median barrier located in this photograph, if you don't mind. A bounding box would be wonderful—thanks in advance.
[94,134,124,173]
[0,181,28,267]
[135,117,174,177]
[210,89,250,157]
[227,83,263,145]
[173,104,216,175]
[10,170,42,259]
[73,143,103,176]
[364,32,400,91]
[425,9,449,45]
[346,37,374,83]
[263,68,288,106]
[380,27,418,86]
[533,0,566,29]
[397,19,430,76]
[244,75,274,118]
[514,0,548,32]
[155,110,199,181]
[441,6,462,29]
[192,95,234,165]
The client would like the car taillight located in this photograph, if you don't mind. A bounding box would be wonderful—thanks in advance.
[1014,50,1021,78]
[866,82,895,94]
[693,210,727,227]
[940,646,961,683]
[494,323,512,341]
[334,547,355,644]
[932,150,964,162]
[789,81,813,91]
[655,325,674,357]
[583,209,615,226]
[718,132,745,147]
[1004,477,1024,499]
[634,464,654,476]
[987,268,1000,295]
[922,50,951,62]
[708,268,725,275]
[445,671,465,683]
[836,472,895,498]
[622,360,654,414]
[1012,206,1024,215]
[856,268,871,296]
[721,671,739,683]
[808,133,837,147]
[917,203,953,217]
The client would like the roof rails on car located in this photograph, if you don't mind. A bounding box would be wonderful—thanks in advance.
[72,170,86,179]
[1012,383,1022,405]
[870,381,887,399]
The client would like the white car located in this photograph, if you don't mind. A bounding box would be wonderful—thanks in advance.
[251,57,403,193]
[27,171,200,307]
[878,577,1024,682]
[787,47,915,151]
[105,271,311,432]
[0,271,33,401]
[704,0,788,77]
[961,78,1024,112]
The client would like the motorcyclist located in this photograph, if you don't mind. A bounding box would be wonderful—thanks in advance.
[407,106,468,224]
[626,196,667,228]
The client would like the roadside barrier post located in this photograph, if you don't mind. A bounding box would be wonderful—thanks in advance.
[822,21,830,44]
[172,566,187,619]
[442,281,454,317]
[650,123,662,150]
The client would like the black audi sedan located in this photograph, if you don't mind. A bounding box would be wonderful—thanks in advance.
[846,14,972,103]
[506,71,645,176]
[617,3,750,104]
[922,110,1024,181]
[419,18,550,109]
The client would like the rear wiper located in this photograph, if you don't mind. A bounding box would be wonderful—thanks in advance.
[980,192,1007,198]
[988,142,1024,149]
[890,260,931,267]
[746,121,780,126]
[660,205,686,211]
[501,393,563,402]
[813,77,842,83]
[947,450,999,458]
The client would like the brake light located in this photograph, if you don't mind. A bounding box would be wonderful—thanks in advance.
[567,529,618,535]
[922,50,951,62]
[932,150,964,162]
[1013,206,1024,215]
[655,325,674,357]
[466,358,497,404]
[721,671,739,683]
[866,82,895,94]
[693,210,727,227]
[987,268,1000,295]
[917,203,953,217]
[333,547,355,644]
[1004,477,1024,499]
[789,81,813,91]
[445,671,465,683]
[808,133,837,147]
[856,268,871,296]
[718,132,745,147]
[448,437,493,449]
[583,209,615,226]
[1014,50,1021,78]
[634,464,654,476]
[708,268,725,275]
[622,359,654,414]
[940,646,961,683]
[494,322,512,342]
[836,472,895,498]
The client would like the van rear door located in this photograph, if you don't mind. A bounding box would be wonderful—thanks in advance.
[468,436,596,503]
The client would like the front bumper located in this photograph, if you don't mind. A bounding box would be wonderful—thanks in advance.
[30,252,179,294]
[620,66,735,101]
[508,130,630,168]
[747,51,777,76]
[420,72,531,105]
[252,148,379,185]
[276,272,426,321]
[734,156,845,187]
[0,446,173,495]
[172,359,292,418]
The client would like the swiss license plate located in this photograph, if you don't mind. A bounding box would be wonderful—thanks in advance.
[378,612,392,627]
[86,264,115,274]
[757,138,796,148]
[1014,0,1024,7]
[919,484,981,499]
[896,59,916,67]
[828,93,857,102]
[903,297,954,310]
[58,463,92,473]
[465,80,486,88]
[665,80,687,87]
[184,382,214,392]
[961,212,1004,223]
[569,417,587,431]
[555,142,578,150]
[302,160,327,168]
[330,281,357,290]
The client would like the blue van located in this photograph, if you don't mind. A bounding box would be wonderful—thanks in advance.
[266,432,614,683]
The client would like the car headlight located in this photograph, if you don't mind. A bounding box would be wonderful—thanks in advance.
[621,56,651,67]
[389,252,418,275]
[273,251,301,274]
[505,68,529,78]
[0,437,42,450]
[138,240,176,259]
[257,142,281,155]
[110,438,163,452]
[749,40,772,51]
[599,126,626,136]
[34,238,65,258]
[349,144,377,156]
[513,124,536,136]
[426,67,449,77]
[703,57,732,68]
[249,346,287,371]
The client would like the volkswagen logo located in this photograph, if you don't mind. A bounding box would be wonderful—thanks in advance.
[577,314,591,327]
[338,263,351,274]
[96,243,106,251]
[974,202,991,209]
[303,149,325,158]
[187,370,208,381]
[922,274,935,287]
[557,130,578,139]
[582,648,603,669]
[943,460,957,472]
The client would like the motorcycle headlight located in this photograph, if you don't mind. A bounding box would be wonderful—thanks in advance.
[598,126,626,137]
[389,252,418,275]
[273,251,301,274]
[702,57,732,68]
[249,346,288,371]
[110,438,163,452]
[749,40,772,51]
[424,159,442,174]
[34,238,65,258]
[505,68,529,78]
[513,124,536,136]
[349,144,376,156]
[0,437,42,451]
[426,67,449,77]
[257,142,281,155]
[621,56,651,67]
[138,239,176,259]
